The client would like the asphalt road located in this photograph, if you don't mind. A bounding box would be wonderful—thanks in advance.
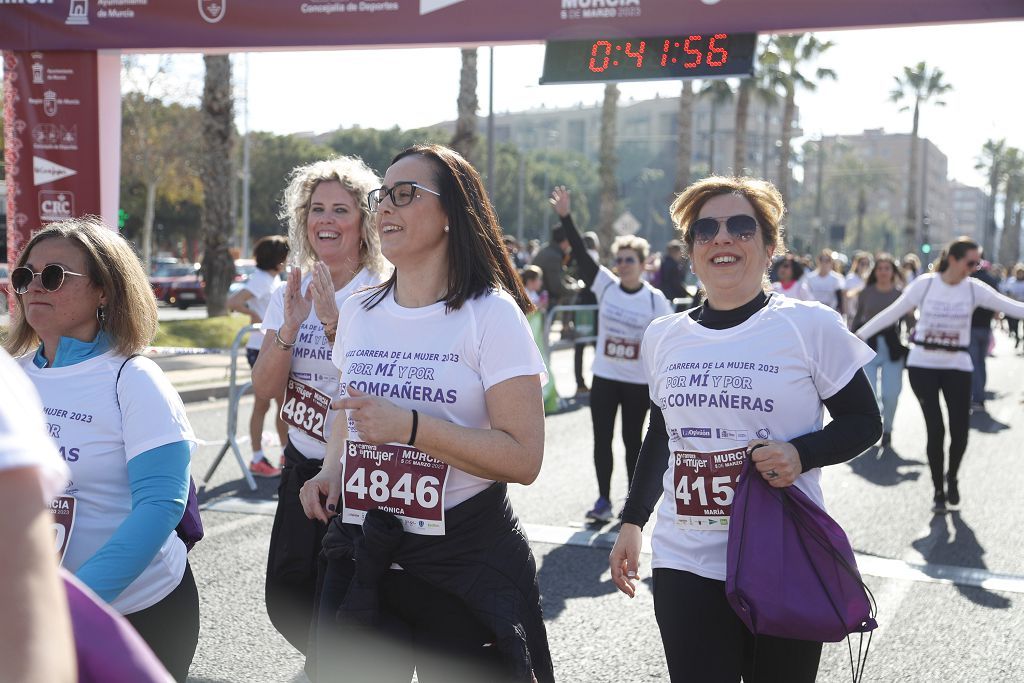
[183,337,1024,682]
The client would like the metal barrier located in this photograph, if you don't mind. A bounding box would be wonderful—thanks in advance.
[201,323,260,491]
[541,297,693,356]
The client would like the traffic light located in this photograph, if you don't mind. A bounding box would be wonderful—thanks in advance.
[118,208,128,230]
[921,244,932,255]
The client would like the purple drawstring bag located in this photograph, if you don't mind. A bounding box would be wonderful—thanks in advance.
[63,569,174,682]
[726,452,877,644]
[176,477,204,551]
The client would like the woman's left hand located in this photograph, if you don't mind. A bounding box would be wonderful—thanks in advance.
[310,261,340,329]
[333,385,415,446]
[747,440,802,487]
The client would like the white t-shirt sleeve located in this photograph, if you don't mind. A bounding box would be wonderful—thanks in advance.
[855,276,925,340]
[117,358,196,460]
[590,266,617,303]
[262,285,285,334]
[653,289,675,318]
[0,351,69,501]
[640,316,670,402]
[793,305,875,400]
[476,293,546,391]
[974,278,1024,318]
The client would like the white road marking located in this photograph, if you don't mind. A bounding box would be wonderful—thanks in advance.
[201,497,1024,594]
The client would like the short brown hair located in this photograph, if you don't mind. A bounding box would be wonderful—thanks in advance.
[612,235,650,262]
[4,217,158,358]
[670,176,785,257]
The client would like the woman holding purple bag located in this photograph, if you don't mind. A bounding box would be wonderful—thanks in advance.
[608,177,881,682]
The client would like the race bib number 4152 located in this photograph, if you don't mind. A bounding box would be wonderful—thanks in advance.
[342,441,450,536]
[673,448,745,531]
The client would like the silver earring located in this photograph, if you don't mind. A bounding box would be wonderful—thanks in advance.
[443,225,449,233]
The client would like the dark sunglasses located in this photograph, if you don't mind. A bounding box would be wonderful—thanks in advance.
[965,260,980,269]
[367,181,440,213]
[690,214,758,245]
[615,255,639,265]
[12,264,88,294]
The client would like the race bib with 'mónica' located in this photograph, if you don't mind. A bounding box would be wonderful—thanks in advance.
[673,447,745,531]
[342,440,450,536]
[280,377,330,443]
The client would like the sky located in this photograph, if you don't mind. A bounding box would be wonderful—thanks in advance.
[149,20,1023,189]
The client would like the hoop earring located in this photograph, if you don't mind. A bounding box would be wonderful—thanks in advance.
[96,305,106,328]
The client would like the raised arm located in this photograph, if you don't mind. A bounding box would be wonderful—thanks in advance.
[550,186,599,287]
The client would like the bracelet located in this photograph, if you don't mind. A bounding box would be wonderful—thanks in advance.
[320,319,337,344]
[274,329,296,350]
[407,409,419,447]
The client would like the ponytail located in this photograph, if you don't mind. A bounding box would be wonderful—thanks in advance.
[936,236,979,273]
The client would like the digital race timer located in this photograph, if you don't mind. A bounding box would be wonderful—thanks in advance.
[540,33,757,84]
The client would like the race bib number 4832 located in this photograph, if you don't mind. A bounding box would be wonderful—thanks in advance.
[673,448,745,531]
[342,440,450,536]
[280,378,330,442]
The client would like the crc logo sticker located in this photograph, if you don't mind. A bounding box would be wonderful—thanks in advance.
[199,0,225,23]
[39,191,75,222]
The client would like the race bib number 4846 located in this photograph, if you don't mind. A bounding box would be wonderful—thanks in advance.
[342,441,450,536]
[673,448,745,531]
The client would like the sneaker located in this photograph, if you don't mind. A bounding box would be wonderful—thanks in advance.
[932,491,947,514]
[947,477,960,506]
[586,496,614,523]
[249,459,282,478]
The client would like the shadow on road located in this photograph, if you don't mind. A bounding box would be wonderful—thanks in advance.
[911,512,1011,609]
[197,475,278,503]
[848,445,925,487]
[969,409,1010,433]
[537,543,620,619]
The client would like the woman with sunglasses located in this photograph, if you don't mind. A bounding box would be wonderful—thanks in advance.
[856,237,1024,511]
[550,186,674,524]
[299,145,553,682]
[4,218,199,681]
[609,176,881,682]
[850,254,909,447]
[252,156,390,654]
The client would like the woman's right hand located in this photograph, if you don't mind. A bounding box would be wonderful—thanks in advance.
[281,266,313,338]
[299,471,341,523]
[609,523,643,598]
[550,185,571,218]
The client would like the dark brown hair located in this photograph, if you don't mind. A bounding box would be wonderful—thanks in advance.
[936,236,979,273]
[363,144,533,314]
[865,252,905,288]
[253,235,290,271]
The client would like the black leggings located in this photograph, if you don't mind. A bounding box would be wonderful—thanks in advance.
[314,558,507,683]
[653,568,822,683]
[590,375,650,500]
[907,366,972,492]
[124,562,200,682]
[266,441,327,654]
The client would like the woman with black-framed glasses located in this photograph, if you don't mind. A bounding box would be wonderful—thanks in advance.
[856,236,1024,512]
[549,186,673,524]
[4,217,199,681]
[299,144,553,682]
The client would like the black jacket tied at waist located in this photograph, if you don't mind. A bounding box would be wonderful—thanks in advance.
[862,325,908,362]
[320,482,555,683]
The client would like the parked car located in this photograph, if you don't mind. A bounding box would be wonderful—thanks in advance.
[150,262,200,302]
[165,271,205,309]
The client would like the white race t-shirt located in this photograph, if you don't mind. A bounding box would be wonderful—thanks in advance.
[18,352,196,614]
[590,266,674,384]
[263,267,389,459]
[242,269,285,350]
[641,295,874,581]
[856,273,1024,372]
[0,349,68,500]
[802,270,846,310]
[770,280,812,301]
[332,288,545,516]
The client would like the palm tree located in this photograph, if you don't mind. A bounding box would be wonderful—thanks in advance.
[976,138,1008,257]
[674,80,695,194]
[890,61,952,256]
[998,147,1023,268]
[769,34,836,206]
[699,79,734,176]
[451,48,478,164]
[597,83,619,250]
[200,54,236,317]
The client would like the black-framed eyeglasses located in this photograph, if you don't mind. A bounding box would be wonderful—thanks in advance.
[11,264,88,294]
[689,214,758,245]
[367,182,441,213]
[614,255,639,265]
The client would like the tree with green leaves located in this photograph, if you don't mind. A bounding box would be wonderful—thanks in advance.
[976,138,1008,258]
[765,34,836,206]
[890,61,952,256]
[451,48,478,164]
[997,147,1023,268]
[597,83,620,251]
[698,79,733,177]
[246,131,332,239]
[200,54,236,317]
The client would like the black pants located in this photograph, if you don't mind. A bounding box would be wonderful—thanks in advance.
[590,375,650,500]
[653,568,822,683]
[314,558,507,683]
[908,366,972,493]
[266,440,327,654]
[125,562,200,683]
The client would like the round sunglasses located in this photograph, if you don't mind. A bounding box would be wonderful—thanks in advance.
[689,214,758,245]
[11,264,88,294]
